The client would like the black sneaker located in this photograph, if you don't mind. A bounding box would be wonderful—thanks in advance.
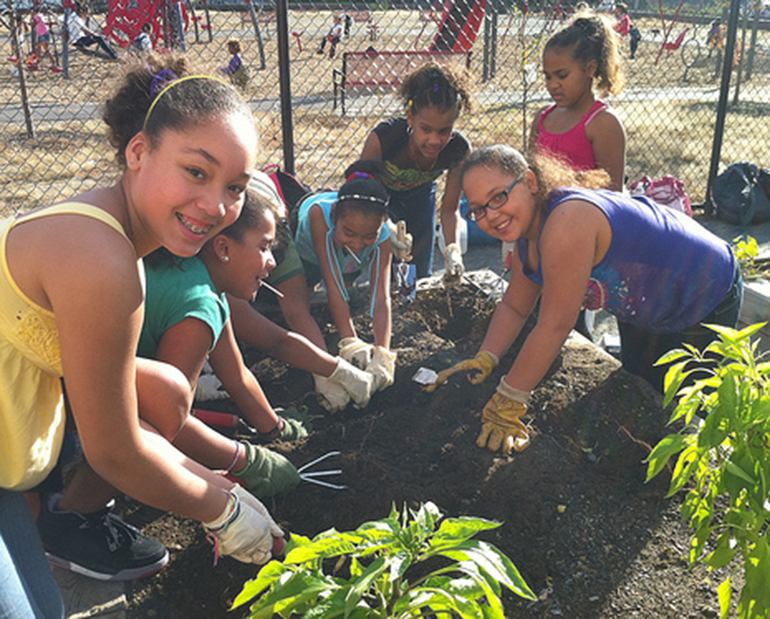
[37,495,169,581]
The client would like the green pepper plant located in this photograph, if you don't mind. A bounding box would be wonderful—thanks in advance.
[645,323,770,619]
[732,235,770,281]
[233,501,535,618]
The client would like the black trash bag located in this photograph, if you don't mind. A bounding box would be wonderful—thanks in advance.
[711,161,770,225]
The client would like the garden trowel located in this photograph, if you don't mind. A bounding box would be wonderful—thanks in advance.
[392,220,416,304]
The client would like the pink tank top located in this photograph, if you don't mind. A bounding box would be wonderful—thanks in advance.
[536,100,608,172]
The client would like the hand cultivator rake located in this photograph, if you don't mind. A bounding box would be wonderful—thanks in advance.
[462,269,507,304]
[298,451,346,490]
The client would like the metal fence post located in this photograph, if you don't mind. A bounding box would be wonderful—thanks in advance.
[704,0,743,215]
[276,0,294,174]
[246,0,266,70]
[9,1,35,139]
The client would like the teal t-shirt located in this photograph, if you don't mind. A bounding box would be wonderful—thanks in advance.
[138,257,229,359]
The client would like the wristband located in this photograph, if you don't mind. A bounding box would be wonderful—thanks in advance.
[263,418,285,441]
[203,490,239,531]
[496,377,531,405]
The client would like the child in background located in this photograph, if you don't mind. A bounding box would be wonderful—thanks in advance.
[294,160,396,393]
[130,22,153,56]
[0,53,279,614]
[527,13,626,340]
[220,39,250,90]
[360,62,473,281]
[430,145,742,454]
[229,172,377,413]
[66,2,119,60]
[613,2,630,38]
[529,13,626,191]
[317,15,343,58]
[31,11,57,69]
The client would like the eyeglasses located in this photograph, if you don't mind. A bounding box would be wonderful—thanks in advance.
[465,178,522,222]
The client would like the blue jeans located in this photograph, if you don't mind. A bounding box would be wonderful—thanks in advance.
[0,491,64,619]
[387,183,436,279]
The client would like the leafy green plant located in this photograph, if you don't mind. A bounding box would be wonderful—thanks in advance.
[645,323,770,619]
[732,235,770,280]
[233,501,535,618]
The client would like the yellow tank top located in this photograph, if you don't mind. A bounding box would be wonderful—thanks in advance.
[0,203,129,491]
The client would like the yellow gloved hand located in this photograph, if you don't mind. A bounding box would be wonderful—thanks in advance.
[423,350,499,393]
[476,378,532,454]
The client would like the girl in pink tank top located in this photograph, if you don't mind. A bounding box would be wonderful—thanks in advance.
[528,13,627,192]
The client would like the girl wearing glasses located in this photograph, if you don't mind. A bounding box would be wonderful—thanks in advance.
[430,145,742,455]
[293,160,396,394]
[360,62,473,282]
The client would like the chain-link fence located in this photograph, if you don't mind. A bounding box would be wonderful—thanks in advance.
[2,0,769,214]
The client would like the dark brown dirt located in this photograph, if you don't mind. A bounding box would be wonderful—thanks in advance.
[124,281,736,618]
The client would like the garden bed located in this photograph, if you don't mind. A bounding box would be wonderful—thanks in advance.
[123,279,735,618]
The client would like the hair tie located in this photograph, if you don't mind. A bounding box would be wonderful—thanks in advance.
[346,171,374,182]
[150,68,179,98]
[432,83,440,93]
[408,99,414,107]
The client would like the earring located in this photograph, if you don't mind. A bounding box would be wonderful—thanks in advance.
[221,255,230,263]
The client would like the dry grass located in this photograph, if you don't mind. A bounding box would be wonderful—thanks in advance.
[2,8,769,211]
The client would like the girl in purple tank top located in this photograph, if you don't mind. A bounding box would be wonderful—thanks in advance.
[428,145,741,456]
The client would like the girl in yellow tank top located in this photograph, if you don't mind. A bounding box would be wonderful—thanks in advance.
[0,54,284,618]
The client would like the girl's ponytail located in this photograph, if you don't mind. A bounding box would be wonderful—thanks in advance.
[546,14,625,97]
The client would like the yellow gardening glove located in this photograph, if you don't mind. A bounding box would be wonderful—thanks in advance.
[366,346,397,392]
[476,377,532,454]
[338,336,375,370]
[423,350,499,392]
[387,219,413,262]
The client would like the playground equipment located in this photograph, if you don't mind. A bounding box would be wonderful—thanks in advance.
[430,0,486,53]
[103,0,193,49]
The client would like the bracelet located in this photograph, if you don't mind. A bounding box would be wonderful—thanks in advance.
[263,417,285,441]
[203,490,239,531]
[225,441,242,473]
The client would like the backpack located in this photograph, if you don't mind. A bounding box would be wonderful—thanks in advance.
[711,161,770,226]
[261,164,319,261]
[629,175,693,217]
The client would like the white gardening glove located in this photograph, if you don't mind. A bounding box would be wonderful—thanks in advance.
[232,486,287,556]
[387,219,413,262]
[443,243,464,284]
[314,373,351,413]
[338,336,375,370]
[329,357,376,408]
[366,346,397,392]
[230,486,283,537]
[195,374,230,401]
[202,490,277,565]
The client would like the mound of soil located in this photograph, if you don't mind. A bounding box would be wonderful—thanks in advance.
[125,280,732,618]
